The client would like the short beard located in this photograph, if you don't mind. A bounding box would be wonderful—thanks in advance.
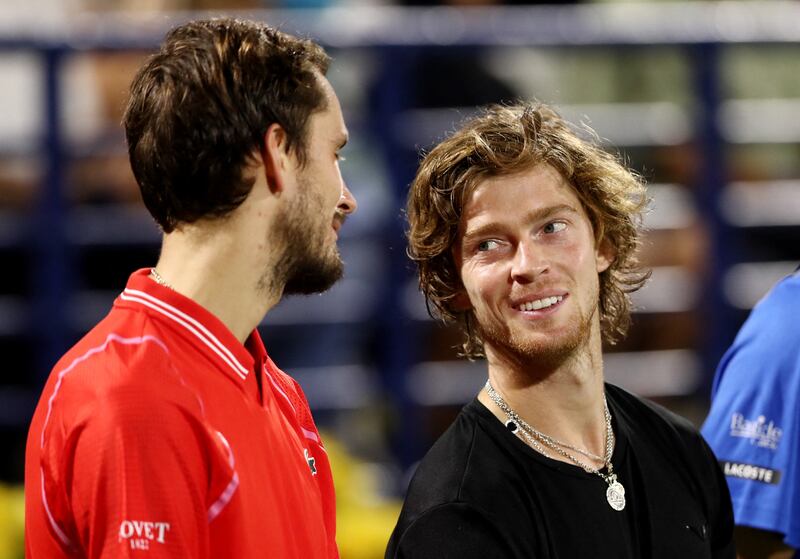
[479,301,597,374]
[265,178,344,296]
[282,250,343,295]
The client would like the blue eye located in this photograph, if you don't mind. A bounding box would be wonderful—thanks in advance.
[544,221,566,234]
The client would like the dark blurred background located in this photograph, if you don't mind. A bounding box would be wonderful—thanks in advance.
[2,1,800,556]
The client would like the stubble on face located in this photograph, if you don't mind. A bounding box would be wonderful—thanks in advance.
[478,281,600,374]
[261,174,344,296]
[455,165,610,378]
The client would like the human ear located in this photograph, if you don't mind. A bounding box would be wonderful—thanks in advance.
[262,123,291,194]
[595,238,615,274]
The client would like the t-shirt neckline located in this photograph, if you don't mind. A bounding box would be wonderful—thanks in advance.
[467,386,630,480]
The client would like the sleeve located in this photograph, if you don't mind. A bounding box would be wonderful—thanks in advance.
[701,277,800,549]
[699,436,736,559]
[386,503,516,559]
[41,374,235,558]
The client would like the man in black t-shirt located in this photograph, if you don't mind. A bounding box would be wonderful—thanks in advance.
[386,103,734,558]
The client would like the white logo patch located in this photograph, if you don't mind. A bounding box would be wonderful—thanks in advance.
[729,413,782,450]
[118,520,171,550]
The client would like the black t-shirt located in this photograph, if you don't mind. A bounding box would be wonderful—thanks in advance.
[386,383,735,559]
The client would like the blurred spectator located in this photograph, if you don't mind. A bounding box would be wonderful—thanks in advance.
[702,271,800,557]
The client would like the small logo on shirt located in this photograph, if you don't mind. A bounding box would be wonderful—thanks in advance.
[729,413,782,450]
[721,461,781,485]
[305,449,317,476]
[118,520,171,550]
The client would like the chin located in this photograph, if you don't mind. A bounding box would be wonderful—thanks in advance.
[521,340,581,367]
[283,256,344,295]
[484,323,586,368]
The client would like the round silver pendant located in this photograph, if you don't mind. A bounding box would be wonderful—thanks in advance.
[606,480,626,511]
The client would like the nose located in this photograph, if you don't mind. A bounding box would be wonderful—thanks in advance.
[510,241,548,284]
[338,183,358,215]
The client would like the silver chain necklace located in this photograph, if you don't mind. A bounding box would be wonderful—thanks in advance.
[485,380,626,511]
[503,402,606,462]
[149,268,174,290]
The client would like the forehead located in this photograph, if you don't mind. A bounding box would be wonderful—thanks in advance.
[461,164,584,224]
[307,75,347,142]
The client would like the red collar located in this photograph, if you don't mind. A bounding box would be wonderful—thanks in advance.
[115,269,260,384]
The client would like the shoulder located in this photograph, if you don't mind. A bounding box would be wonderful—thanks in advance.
[706,272,800,400]
[400,402,497,513]
[50,313,173,385]
[703,272,800,451]
[386,501,513,559]
[607,385,734,546]
[607,384,717,475]
[389,402,521,552]
[752,270,800,314]
[608,384,729,503]
[36,320,206,455]
[607,383,699,440]
[29,322,226,552]
[733,271,800,348]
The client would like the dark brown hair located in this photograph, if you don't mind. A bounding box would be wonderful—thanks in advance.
[407,103,650,358]
[124,18,330,232]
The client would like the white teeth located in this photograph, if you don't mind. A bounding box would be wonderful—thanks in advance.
[519,296,563,312]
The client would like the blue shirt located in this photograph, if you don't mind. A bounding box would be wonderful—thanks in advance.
[702,270,800,550]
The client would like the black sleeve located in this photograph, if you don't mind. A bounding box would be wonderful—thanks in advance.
[700,436,736,559]
[671,417,736,558]
[386,503,516,559]
[627,389,736,558]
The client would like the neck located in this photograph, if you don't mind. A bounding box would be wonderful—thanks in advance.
[153,220,283,344]
[477,320,607,461]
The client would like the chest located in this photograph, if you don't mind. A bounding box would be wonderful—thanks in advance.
[496,453,714,559]
[183,362,332,557]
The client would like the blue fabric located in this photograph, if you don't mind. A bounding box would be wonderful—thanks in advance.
[702,271,800,550]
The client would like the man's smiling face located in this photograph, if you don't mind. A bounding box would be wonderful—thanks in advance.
[454,164,612,367]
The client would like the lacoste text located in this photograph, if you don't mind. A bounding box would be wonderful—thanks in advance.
[721,461,781,485]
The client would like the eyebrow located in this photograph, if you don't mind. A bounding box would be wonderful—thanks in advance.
[462,203,580,243]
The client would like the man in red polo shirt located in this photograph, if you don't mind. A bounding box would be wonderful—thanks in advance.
[25,18,357,558]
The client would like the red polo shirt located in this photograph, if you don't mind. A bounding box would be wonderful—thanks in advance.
[25,269,337,558]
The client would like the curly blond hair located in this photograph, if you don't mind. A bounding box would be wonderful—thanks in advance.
[407,103,650,358]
